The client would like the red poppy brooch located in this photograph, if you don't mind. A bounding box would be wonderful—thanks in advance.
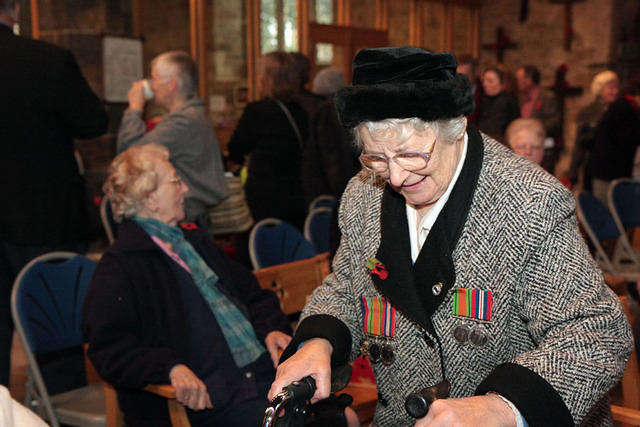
[180,222,198,230]
[366,257,388,280]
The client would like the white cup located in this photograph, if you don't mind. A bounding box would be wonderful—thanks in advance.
[142,79,154,100]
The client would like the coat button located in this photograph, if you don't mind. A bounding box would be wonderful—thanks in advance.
[245,371,253,379]
[432,282,443,295]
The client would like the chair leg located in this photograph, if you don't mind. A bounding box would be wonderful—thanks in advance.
[168,399,191,427]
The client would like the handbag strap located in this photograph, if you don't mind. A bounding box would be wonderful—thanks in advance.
[274,99,304,150]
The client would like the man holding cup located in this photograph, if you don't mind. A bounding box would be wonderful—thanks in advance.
[118,51,228,228]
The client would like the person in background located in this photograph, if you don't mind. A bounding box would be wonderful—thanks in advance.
[505,118,545,165]
[269,46,631,426]
[118,51,228,230]
[568,70,619,189]
[0,0,107,387]
[516,65,562,174]
[227,51,308,229]
[477,67,519,143]
[584,79,640,204]
[84,144,292,426]
[302,67,360,205]
[456,54,482,126]
[291,51,325,119]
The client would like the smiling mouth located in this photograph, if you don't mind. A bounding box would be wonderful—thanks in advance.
[402,176,427,190]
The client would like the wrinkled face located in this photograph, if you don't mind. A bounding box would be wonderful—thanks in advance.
[508,128,544,165]
[482,70,503,96]
[359,125,464,210]
[145,159,189,226]
[516,69,532,93]
[600,80,619,105]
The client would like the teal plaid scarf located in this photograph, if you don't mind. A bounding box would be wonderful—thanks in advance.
[134,217,265,367]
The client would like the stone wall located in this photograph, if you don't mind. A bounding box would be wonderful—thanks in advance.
[478,0,639,177]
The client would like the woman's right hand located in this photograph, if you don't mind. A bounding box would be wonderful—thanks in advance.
[268,338,333,403]
[169,364,213,411]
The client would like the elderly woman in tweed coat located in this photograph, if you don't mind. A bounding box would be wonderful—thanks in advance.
[269,47,632,427]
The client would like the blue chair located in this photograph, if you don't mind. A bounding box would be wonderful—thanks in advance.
[100,197,118,244]
[304,207,333,253]
[609,178,640,260]
[576,191,640,281]
[11,252,105,427]
[308,194,337,211]
[249,218,317,269]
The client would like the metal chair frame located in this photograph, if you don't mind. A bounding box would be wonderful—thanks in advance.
[11,252,105,427]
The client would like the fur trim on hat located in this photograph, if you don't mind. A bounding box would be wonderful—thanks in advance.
[335,74,474,128]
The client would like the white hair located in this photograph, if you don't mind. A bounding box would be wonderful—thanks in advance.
[352,116,467,148]
[590,70,619,99]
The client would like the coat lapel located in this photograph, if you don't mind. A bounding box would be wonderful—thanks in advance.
[371,126,485,334]
[372,182,429,330]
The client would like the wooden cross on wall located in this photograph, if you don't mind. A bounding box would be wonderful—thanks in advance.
[549,0,586,51]
[481,27,518,63]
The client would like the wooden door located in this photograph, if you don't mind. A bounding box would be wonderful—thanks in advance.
[306,23,388,84]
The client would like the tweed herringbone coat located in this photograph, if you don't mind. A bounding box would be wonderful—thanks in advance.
[290,127,632,426]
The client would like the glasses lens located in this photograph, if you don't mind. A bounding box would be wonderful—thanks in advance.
[395,152,428,171]
[359,154,389,172]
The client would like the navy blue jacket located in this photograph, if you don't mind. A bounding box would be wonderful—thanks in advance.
[83,221,291,424]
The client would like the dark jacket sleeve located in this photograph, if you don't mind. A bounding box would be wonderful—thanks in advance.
[227,102,261,164]
[82,252,186,388]
[55,49,108,139]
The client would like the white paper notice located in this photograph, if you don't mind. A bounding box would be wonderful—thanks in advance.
[103,37,143,103]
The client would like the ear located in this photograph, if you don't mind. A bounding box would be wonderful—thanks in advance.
[168,76,179,93]
[142,190,159,214]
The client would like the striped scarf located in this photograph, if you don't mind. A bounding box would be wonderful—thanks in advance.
[134,217,265,367]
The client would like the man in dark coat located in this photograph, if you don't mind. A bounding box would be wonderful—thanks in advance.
[0,0,107,386]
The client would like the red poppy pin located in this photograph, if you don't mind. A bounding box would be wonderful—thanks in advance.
[535,101,542,110]
[366,257,388,280]
[180,222,198,230]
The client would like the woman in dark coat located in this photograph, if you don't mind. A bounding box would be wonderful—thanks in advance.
[83,144,292,426]
[227,51,308,229]
[477,67,520,143]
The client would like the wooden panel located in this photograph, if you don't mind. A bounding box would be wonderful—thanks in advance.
[254,252,330,315]
[421,1,445,51]
[451,4,473,55]
[388,0,411,46]
[349,0,377,29]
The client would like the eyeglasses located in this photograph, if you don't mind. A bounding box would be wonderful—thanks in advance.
[166,176,183,187]
[359,141,436,174]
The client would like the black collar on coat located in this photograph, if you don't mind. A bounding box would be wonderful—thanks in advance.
[371,125,484,335]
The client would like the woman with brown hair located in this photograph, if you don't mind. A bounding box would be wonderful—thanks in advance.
[228,51,309,229]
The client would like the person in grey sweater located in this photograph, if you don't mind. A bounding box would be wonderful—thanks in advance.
[118,50,228,226]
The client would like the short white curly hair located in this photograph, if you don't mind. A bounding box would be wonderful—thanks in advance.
[103,144,169,222]
[352,116,467,149]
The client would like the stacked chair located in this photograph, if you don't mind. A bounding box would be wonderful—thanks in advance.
[575,191,640,281]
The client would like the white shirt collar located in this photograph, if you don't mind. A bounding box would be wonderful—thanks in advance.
[406,132,468,263]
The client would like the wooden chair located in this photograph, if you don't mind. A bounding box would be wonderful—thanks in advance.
[84,346,191,427]
[254,252,378,424]
[611,295,640,426]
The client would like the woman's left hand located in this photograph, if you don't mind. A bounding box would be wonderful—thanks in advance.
[265,331,292,368]
[169,364,213,411]
[415,394,515,427]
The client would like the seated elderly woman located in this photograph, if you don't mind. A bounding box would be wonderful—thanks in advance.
[83,144,292,426]
[505,118,545,165]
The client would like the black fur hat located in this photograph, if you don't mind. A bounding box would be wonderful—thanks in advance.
[335,46,474,128]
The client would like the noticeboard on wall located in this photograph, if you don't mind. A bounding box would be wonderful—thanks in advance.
[103,36,143,103]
